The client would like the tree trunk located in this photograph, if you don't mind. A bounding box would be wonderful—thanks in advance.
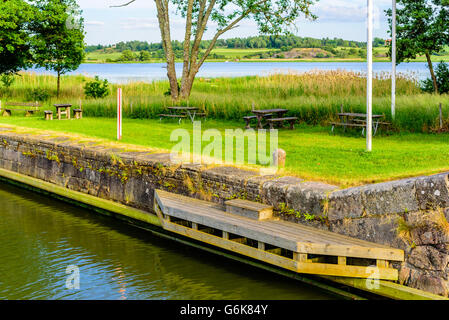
[425,52,439,94]
[57,71,61,98]
[155,0,179,100]
[180,69,197,99]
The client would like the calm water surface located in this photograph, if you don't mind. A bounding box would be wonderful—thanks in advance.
[0,183,334,300]
[30,61,430,83]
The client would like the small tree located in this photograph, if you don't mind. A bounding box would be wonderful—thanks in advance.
[31,0,85,97]
[139,50,151,61]
[84,76,110,99]
[119,50,135,62]
[421,61,449,94]
[386,0,449,93]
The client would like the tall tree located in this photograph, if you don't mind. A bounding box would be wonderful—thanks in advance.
[114,0,317,100]
[31,0,85,97]
[386,0,449,93]
[0,0,34,75]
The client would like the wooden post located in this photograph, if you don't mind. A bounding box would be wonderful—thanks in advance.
[117,88,122,140]
[258,241,265,251]
[340,104,343,113]
[338,256,347,265]
[439,103,443,130]
[293,252,308,262]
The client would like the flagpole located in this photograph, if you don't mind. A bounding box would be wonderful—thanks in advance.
[391,0,397,120]
[367,0,373,152]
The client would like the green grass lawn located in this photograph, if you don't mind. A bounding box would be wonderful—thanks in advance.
[1,116,449,188]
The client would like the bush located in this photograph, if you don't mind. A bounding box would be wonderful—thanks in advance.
[26,88,51,102]
[84,76,110,99]
[1,74,15,88]
[421,61,449,94]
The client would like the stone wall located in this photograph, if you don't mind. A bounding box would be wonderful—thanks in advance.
[0,128,448,296]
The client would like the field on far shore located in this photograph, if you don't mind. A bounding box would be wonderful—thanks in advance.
[85,46,449,63]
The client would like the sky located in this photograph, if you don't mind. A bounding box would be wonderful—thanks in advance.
[78,0,394,45]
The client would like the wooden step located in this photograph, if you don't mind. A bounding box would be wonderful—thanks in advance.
[225,199,273,220]
[154,190,404,280]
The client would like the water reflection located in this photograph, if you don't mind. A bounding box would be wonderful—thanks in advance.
[0,183,334,300]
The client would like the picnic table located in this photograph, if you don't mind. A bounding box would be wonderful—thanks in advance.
[54,104,72,120]
[331,113,387,136]
[160,106,205,124]
[251,109,288,129]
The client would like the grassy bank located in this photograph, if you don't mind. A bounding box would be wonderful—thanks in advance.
[1,71,448,133]
[1,118,449,187]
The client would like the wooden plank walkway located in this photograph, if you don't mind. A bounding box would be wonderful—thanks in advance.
[154,189,404,280]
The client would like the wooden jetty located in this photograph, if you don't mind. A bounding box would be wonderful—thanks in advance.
[154,190,404,280]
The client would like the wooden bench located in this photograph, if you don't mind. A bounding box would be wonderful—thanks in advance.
[159,114,187,124]
[351,119,392,136]
[0,101,41,117]
[44,110,53,120]
[266,117,298,130]
[73,108,83,119]
[243,116,257,129]
[331,122,367,135]
[243,114,273,129]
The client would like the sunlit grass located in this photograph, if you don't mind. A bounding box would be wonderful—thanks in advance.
[2,71,448,132]
[1,116,449,187]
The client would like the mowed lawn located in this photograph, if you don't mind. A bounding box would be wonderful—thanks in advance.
[1,116,449,187]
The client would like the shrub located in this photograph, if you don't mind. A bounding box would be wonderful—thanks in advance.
[26,88,51,102]
[1,74,15,88]
[84,76,110,99]
[421,61,449,94]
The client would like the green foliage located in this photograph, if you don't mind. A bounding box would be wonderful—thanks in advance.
[84,76,110,99]
[386,0,449,91]
[119,50,136,62]
[1,74,15,88]
[421,61,449,94]
[0,0,35,75]
[139,51,151,61]
[26,88,51,102]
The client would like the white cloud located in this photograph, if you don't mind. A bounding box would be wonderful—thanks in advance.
[314,1,389,23]
[86,20,105,26]
[120,17,157,29]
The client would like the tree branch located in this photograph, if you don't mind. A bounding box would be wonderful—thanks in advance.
[181,0,194,85]
[110,0,137,8]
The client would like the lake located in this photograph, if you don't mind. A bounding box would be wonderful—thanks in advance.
[30,61,431,83]
[0,182,334,300]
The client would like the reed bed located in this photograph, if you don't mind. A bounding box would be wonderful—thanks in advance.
[1,70,447,132]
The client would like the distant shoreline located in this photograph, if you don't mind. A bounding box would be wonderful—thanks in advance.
[83,57,448,64]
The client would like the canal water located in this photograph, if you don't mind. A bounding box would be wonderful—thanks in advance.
[0,182,334,300]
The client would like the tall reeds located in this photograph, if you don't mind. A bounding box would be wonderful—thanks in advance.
[1,70,447,132]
